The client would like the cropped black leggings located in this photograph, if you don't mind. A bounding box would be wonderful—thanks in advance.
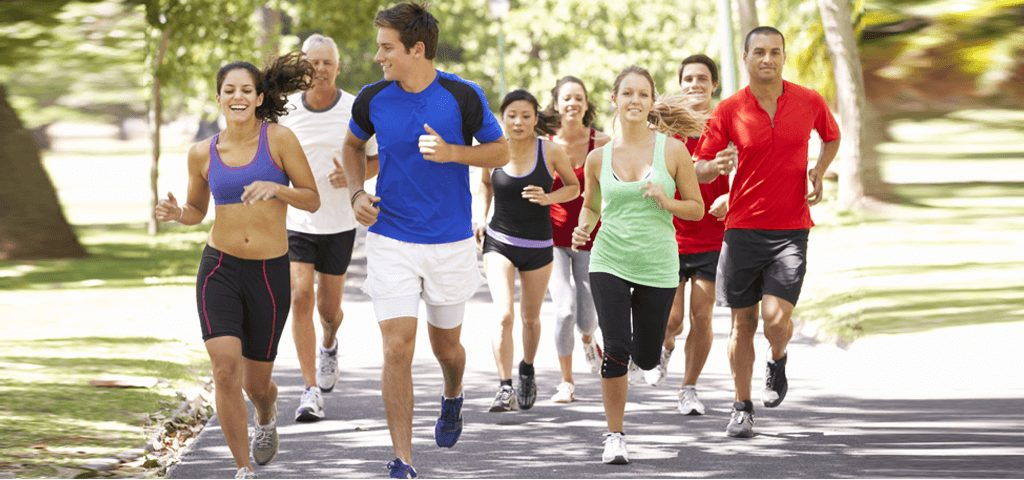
[589,272,676,378]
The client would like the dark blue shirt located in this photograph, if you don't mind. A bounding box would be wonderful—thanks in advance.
[349,70,504,244]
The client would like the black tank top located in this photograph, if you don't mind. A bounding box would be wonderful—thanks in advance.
[489,138,554,241]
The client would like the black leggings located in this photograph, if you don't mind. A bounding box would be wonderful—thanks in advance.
[589,272,676,378]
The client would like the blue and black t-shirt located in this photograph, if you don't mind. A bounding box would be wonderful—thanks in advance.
[349,70,504,244]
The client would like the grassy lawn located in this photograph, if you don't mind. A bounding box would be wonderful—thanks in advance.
[798,109,1024,342]
[0,223,207,290]
[0,215,210,476]
[0,337,207,478]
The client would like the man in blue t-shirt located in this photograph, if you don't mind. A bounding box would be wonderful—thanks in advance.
[341,3,508,477]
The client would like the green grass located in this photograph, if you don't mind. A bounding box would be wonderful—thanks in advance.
[0,337,208,478]
[0,223,208,290]
[797,110,1024,342]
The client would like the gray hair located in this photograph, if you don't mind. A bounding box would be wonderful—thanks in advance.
[301,33,339,58]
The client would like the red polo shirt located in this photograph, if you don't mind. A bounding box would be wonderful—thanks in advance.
[695,80,840,230]
[673,136,729,254]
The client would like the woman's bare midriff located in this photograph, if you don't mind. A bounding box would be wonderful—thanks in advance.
[208,201,288,259]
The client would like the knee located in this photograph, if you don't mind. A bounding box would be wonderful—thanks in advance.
[383,336,415,366]
[291,286,314,312]
[689,313,713,339]
[210,360,242,390]
[243,377,274,400]
[520,312,540,329]
[433,344,464,366]
[497,311,514,332]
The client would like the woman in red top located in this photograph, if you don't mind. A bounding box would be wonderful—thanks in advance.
[544,76,610,403]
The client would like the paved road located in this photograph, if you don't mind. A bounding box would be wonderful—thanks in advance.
[167,236,1024,478]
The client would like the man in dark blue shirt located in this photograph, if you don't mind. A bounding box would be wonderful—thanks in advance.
[341,3,508,478]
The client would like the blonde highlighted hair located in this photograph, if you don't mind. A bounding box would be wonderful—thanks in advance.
[612,65,708,138]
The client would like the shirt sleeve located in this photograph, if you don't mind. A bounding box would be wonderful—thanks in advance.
[468,84,504,144]
[693,102,730,161]
[813,92,841,143]
[348,86,375,141]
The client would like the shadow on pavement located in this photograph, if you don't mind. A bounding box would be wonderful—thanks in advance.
[168,363,1024,478]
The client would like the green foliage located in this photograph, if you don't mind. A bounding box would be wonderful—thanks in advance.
[145,0,265,118]
[0,1,144,129]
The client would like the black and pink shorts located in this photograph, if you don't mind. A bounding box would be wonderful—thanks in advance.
[195,245,290,362]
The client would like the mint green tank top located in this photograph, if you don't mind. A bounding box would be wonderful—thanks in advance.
[589,132,680,288]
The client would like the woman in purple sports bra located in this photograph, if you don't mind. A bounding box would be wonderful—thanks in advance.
[154,53,319,479]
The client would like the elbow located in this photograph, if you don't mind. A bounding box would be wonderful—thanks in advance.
[493,148,510,168]
[568,186,581,201]
[305,197,321,213]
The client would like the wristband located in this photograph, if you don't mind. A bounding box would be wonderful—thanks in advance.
[350,188,366,206]
[178,207,184,223]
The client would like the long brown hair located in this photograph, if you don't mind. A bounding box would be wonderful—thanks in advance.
[612,65,707,138]
[216,52,314,123]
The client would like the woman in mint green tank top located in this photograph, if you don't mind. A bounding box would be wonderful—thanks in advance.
[570,66,706,465]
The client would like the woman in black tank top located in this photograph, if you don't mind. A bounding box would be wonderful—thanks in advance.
[475,90,579,412]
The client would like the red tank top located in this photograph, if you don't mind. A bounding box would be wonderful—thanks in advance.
[550,128,601,250]
[674,136,729,254]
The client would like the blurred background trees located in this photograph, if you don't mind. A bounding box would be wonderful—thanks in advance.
[1,0,1022,257]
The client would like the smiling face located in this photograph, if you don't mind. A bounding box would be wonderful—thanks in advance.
[556,81,588,124]
[502,99,538,141]
[374,27,418,82]
[305,43,340,91]
[217,68,263,121]
[679,63,716,111]
[612,72,654,124]
[744,32,786,84]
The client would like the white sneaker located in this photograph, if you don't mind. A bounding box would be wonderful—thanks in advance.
[317,340,339,392]
[601,432,629,464]
[234,466,257,479]
[677,385,706,415]
[626,360,644,385]
[250,408,278,465]
[550,382,576,403]
[294,386,325,422]
[581,338,602,375]
[644,347,672,386]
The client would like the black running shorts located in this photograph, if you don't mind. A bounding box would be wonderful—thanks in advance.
[195,246,290,362]
[482,234,553,272]
[287,229,356,276]
[679,250,720,282]
[716,229,808,308]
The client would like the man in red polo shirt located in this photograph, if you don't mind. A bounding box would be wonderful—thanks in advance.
[694,26,840,438]
[642,55,735,421]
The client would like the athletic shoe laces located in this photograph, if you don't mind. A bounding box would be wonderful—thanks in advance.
[253,423,275,449]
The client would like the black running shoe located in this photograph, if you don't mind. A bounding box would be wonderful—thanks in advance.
[762,354,788,408]
[517,371,537,410]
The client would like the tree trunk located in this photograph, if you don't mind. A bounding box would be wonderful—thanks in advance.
[148,26,171,235]
[736,0,759,35]
[0,85,86,260]
[735,0,759,85]
[817,0,869,210]
[258,6,282,59]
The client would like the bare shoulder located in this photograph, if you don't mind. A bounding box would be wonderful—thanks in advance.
[593,129,611,147]
[585,146,604,169]
[188,139,210,162]
[266,122,298,142]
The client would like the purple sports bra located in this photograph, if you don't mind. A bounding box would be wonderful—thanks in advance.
[208,122,289,205]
